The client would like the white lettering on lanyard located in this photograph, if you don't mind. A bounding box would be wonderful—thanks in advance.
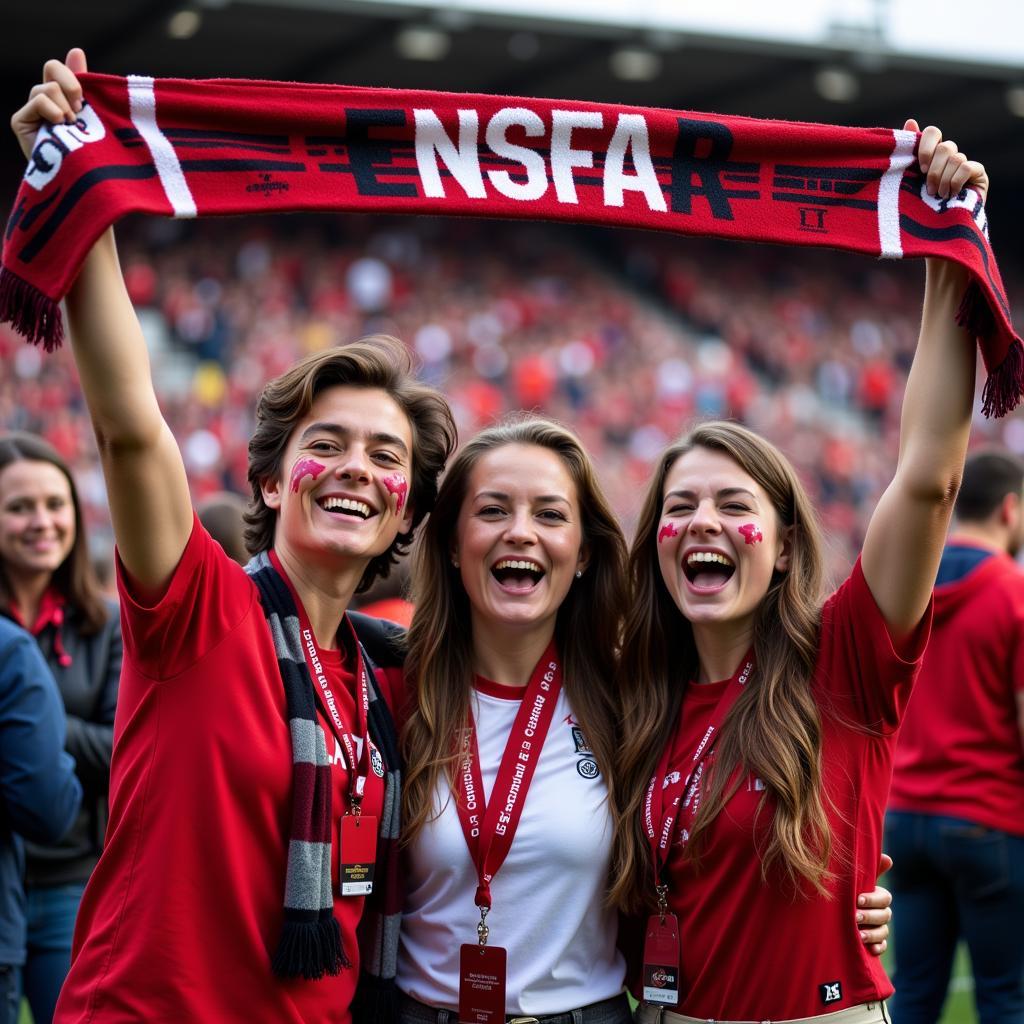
[303,628,345,734]
[460,730,480,836]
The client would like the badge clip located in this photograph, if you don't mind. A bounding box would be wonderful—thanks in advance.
[656,882,669,923]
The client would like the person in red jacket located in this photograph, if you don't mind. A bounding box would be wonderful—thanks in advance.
[886,448,1024,1024]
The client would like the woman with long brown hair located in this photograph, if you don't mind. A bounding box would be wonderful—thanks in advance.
[397,416,632,1023]
[0,432,121,1024]
[393,417,891,1024]
[615,126,986,1024]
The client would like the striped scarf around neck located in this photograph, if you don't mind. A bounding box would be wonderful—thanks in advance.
[244,551,402,1012]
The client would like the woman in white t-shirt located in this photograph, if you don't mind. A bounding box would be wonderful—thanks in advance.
[394,416,892,1024]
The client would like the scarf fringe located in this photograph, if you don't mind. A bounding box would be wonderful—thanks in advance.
[271,915,349,981]
[956,280,996,340]
[0,266,64,352]
[981,337,1024,419]
[960,280,1024,417]
[351,971,400,1024]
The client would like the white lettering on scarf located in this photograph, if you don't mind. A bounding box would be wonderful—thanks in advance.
[412,106,665,213]
[25,103,107,191]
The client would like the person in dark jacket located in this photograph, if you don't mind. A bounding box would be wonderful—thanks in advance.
[0,433,121,1024]
[0,616,82,1024]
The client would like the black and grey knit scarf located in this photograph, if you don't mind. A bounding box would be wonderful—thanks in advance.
[244,552,402,999]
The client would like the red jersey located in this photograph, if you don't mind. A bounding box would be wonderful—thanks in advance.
[888,541,1024,836]
[55,518,384,1023]
[650,559,929,1019]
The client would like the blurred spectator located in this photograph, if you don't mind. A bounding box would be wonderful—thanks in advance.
[0,617,82,1024]
[197,491,249,565]
[886,450,1024,1024]
[353,560,414,629]
[0,434,121,1024]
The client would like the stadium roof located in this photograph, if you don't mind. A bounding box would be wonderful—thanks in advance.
[5,0,1024,227]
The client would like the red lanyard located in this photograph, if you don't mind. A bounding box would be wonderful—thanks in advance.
[644,655,753,883]
[294,603,373,812]
[454,643,562,920]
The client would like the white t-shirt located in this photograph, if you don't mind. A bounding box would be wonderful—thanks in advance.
[397,677,625,1015]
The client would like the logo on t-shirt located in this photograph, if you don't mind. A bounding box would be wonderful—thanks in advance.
[820,981,843,1005]
[571,725,592,755]
[566,719,600,779]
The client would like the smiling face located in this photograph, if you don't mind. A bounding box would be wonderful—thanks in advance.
[453,443,587,642]
[656,446,790,640]
[0,459,77,583]
[261,385,415,569]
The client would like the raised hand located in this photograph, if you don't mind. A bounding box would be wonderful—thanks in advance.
[11,48,88,160]
[904,117,988,204]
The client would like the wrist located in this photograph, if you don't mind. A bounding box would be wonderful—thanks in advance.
[925,258,971,294]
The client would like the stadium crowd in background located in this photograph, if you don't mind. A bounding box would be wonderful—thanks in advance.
[1,213,1020,590]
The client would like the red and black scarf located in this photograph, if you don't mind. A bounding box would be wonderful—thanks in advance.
[1,72,1020,414]
[245,551,403,1018]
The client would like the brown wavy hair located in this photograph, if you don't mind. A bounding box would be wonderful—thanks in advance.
[611,421,833,914]
[244,335,456,593]
[0,432,108,633]
[402,416,627,848]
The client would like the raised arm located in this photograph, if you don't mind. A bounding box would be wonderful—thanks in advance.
[861,121,987,638]
[11,49,193,595]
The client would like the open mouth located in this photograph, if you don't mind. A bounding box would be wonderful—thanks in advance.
[318,496,374,520]
[683,550,736,590]
[491,558,546,592]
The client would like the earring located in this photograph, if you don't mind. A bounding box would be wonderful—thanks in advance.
[452,558,460,569]
[575,570,582,578]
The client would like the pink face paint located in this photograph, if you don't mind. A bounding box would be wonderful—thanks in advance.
[383,473,408,514]
[738,523,763,546]
[657,521,680,544]
[289,458,326,493]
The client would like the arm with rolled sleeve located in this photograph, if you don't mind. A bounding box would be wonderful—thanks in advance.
[0,623,82,845]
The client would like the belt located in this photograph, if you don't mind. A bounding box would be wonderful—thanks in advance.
[399,991,632,1024]
[636,1000,889,1024]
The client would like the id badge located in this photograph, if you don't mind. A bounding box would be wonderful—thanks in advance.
[458,943,506,1023]
[339,814,377,896]
[642,912,680,1005]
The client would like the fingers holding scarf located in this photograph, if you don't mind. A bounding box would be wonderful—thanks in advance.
[905,118,989,204]
[11,49,88,160]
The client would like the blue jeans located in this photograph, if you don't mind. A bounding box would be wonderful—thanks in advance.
[884,811,1024,1024]
[22,882,85,1024]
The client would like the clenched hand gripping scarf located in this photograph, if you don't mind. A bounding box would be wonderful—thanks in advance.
[1,72,1021,414]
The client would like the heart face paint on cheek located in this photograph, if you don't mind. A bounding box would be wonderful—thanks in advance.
[289,458,326,493]
[738,523,763,546]
[383,473,408,514]
[658,522,680,544]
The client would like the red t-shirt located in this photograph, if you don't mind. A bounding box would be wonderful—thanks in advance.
[55,518,384,1024]
[649,559,929,1020]
[888,543,1024,836]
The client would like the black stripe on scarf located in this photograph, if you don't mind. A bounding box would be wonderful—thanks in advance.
[246,552,345,980]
